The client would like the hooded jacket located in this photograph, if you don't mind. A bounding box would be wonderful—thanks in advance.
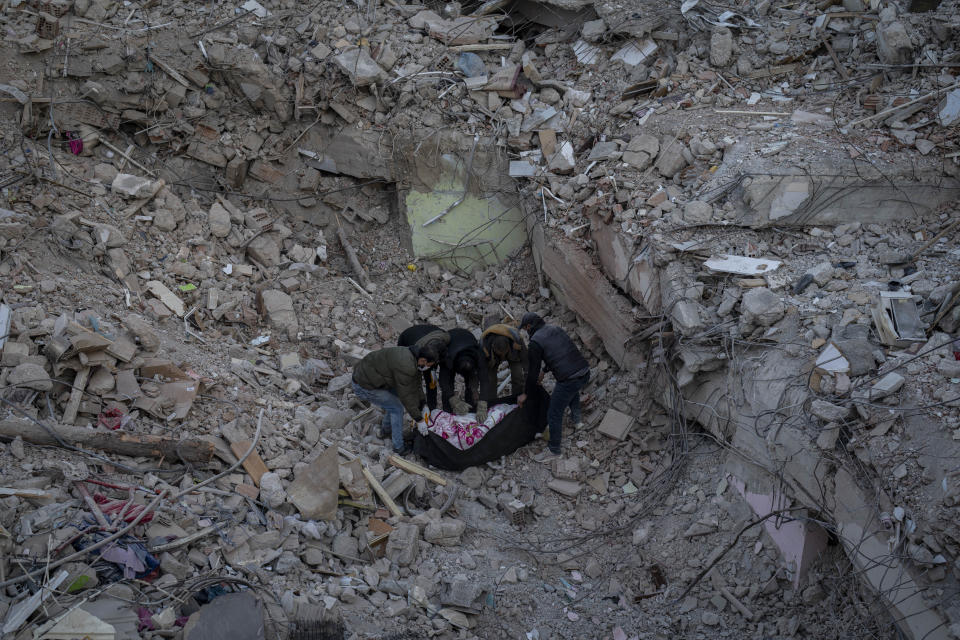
[398,324,450,357]
[439,328,490,409]
[523,315,589,396]
[481,323,526,366]
[352,346,425,418]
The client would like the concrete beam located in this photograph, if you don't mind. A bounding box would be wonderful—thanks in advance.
[834,468,949,640]
[527,220,642,369]
[660,343,950,639]
[729,161,960,228]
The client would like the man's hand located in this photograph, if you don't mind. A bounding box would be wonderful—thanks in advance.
[517,394,527,407]
[416,420,429,436]
[450,397,469,415]
[538,371,545,383]
[476,401,488,423]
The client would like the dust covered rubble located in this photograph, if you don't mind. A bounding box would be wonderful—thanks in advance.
[1,0,960,635]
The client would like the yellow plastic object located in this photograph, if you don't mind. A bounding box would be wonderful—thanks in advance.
[407,264,417,271]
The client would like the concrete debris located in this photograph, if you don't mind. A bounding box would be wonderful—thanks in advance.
[709,27,734,67]
[334,48,386,87]
[740,288,785,327]
[0,0,959,637]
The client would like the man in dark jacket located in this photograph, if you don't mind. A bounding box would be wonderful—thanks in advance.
[519,312,590,461]
[352,343,439,455]
[398,324,450,412]
[480,320,527,418]
[439,328,493,419]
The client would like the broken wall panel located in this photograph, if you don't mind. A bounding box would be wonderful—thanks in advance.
[730,162,960,227]
[527,217,642,369]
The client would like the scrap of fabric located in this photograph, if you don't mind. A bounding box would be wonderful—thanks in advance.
[427,404,517,450]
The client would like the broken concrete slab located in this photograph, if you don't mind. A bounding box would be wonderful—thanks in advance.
[547,478,583,497]
[182,592,265,640]
[286,444,338,521]
[259,290,298,339]
[596,408,635,440]
[334,48,386,86]
[740,288,785,327]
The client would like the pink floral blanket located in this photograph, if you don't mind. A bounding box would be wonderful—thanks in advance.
[426,404,517,451]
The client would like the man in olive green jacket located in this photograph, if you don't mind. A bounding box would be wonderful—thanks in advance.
[352,343,439,455]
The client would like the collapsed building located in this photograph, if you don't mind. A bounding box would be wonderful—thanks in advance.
[1,0,959,636]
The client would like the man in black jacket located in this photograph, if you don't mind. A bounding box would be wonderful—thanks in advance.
[519,312,590,461]
[439,328,493,419]
[398,324,450,412]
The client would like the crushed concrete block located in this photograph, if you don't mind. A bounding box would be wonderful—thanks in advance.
[8,362,52,391]
[870,372,905,400]
[548,141,575,174]
[596,408,635,440]
[87,367,115,395]
[1,342,29,367]
[386,523,420,566]
[334,48,386,86]
[622,134,659,170]
[581,18,606,41]
[710,27,734,67]
[258,471,286,509]
[159,552,192,580]
[702,611,721,626]
[937,358,960,379]
[816,422,841,450]
[247,234,282,267]
[260,290,298,338]
[876,21,913,65]
[655,143,689,178]
[152,209,178,232]
[806,261,834,286]
[124,314,160,351]
[111,173,157,199]
[286,445,337,520]
[459,467,483,489]
[587,141,619,161]
[423,519,466,546]
[183,592,264,640]
[740,287,785,326]
[547,478,583,497]
[810,399,852,422]
[937,89,960,127]
[681,200,713,224]
[208,202,232,238]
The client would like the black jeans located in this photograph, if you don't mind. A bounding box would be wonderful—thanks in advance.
[546,373,589,453]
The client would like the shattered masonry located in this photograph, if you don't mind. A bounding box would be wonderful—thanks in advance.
[1,0,960,638]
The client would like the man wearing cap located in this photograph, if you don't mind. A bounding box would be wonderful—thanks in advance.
[518,312,590,462]
[479,320,526,422]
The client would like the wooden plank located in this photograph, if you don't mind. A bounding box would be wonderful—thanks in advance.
[361,464,402,518]
[0,418,216,462]
[148,54,190,88]
[62,366,91,425]
[231,440,269,486]
[448,43,513,52]
[746,64,798,79]
[387,454,448,486]
[0,487,54,500]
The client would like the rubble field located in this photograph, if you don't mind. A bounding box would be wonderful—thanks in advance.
[1,0,960,636]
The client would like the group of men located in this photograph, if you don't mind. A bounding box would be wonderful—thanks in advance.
[351,313,590,461]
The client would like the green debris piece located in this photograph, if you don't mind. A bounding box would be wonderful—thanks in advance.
[67,574,91,592]
[177,283,197,292]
